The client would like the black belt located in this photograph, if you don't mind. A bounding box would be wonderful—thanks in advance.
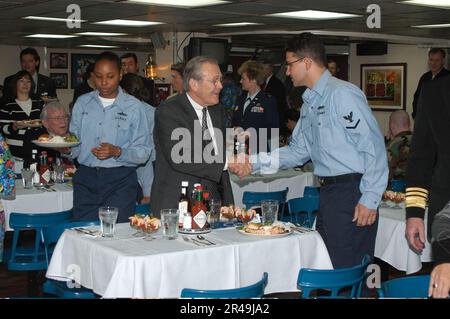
[318,173,362,186]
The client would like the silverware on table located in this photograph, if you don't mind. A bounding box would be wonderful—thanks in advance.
[196,235,215,245]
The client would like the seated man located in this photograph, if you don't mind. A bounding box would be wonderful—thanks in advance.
[386,110,412,180]
[23,101,73,167]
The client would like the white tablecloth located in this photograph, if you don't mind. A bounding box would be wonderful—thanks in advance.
[2,182,73,231]
[375,203,432,274]
[46,224,332,298]
[230,169,317,207]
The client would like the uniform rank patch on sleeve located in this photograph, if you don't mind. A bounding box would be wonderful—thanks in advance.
[343,111,353,123]
[346,119,360,129]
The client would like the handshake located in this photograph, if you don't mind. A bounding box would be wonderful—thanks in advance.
[228,153,252,178]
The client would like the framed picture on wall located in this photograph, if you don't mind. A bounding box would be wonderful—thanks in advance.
[50,73,68,89]
[154,83,171,106]
[71,53,98,89]
[360,63,407,111]
[50,53,68,69]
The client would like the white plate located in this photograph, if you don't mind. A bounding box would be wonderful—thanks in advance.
[179,228,211,235]
[16,121,42,128]
[237,228,292,238]
[32,140,80,148]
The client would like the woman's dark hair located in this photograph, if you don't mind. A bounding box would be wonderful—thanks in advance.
[10,70,35,98]
[171,62,185,76]
[285,108,300,122]
[120,73,151,102]
[82,63,95,83]
[95,51,121,71]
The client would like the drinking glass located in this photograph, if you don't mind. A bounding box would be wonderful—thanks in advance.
[208,199,221,229]
[261,200,279,225]
[161,209,179,240]
[21,168,34,189]
[98,207,118,238]
[53,165,65,183]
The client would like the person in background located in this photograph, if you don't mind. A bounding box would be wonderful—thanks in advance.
[327,59,339,77]
[70,51,152,222]
[232,34,388,296]
[412,48,449,119]
[72,63,96,107]
[233,60,279,153]
[0,70,44,160]
[261,60,288,137]
[120,52,154,105]
[219,71,241,128]
[285,108,300,144]
[386,110,412,180]
[120,73,155,204]
[168,62,185,99]
[3,47,56,101]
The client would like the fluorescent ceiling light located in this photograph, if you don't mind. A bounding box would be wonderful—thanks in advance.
[25,34,78,39]
[400,0,450,9]
[94,19,163,27]
[126,0,229,8]
[214,22,263,27]
[79,44,120,48]
[267,10,360,20]
[412,23,450,28]
[76,32,128,36]
[22,15,86,23]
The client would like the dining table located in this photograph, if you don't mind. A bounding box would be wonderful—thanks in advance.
[375,202,433,274]
[46,224,333,298]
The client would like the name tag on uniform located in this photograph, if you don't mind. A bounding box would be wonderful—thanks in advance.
[251,106,264,113]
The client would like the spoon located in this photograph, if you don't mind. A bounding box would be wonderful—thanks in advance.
[197,235,215,245]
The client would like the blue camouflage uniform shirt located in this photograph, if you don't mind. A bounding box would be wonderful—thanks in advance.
[252,70,388,210]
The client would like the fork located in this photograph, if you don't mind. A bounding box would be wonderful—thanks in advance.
[196,235,215,245]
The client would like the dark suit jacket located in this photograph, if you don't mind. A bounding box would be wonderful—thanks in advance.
[232,91,279,153]
[150,93,234,216]
[264,75,288,134]
[411,68,450,119]
[406,75,450,239]
[3,73,57,100]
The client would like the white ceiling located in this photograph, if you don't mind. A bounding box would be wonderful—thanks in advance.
[0,0,449,50]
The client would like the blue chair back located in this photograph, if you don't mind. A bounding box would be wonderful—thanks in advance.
[8,210,72,271]
[287,197,319,227]
[377,275,430,298]
[242,188,288,219]
[134,203,150,215]
[389,180,406,192]
[181,272,268,298]
[42,219,99,298]
[303,186,320,198]
[297,255,370,298]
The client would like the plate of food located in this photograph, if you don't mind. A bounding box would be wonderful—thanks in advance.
[237,222,291,237]
[32,134,80,148]
[15,119,42,128]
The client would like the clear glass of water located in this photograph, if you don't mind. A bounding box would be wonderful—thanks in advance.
[161,209,179,240]
[261,200,279,225]
[99,206,119,238]
[209,199,222,229]
[53,165,65,183]
[21,168,34,189]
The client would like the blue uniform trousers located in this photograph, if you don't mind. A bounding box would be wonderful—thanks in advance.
[73,165,138,223]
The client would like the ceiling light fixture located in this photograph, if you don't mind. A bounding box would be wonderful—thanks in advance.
[412,23,450,28]
[400,0,450,9]
[125,0,229,8]
[25,34,78,39]
[23,16,86,23]
[214,22,263,27]
[267,10,360,20]
[94,19,164,27]
[79,44,120,48]
[76,32,128,36]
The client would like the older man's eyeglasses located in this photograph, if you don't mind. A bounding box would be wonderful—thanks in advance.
[201,77,223,86]
[285,57,306,68]
[47,116,69,121]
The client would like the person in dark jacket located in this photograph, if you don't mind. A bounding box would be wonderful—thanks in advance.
[72,63,96,107]
[233,60,279,154]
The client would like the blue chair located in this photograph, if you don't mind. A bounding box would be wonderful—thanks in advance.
[377,275,430,298]
[181,272,268,298]
[287,197,319,227]
[134,203,150,215]
[297,255,370,298]
[303,186,320,198]
[389,180,406,193]
[42,220,99,299]
[242,188,288,220]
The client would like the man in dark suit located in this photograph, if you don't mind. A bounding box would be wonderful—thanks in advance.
[262,60,288,136]
[411,48,450,119]
[120,53,154,105]
[405,74,450,255]
[150,56,234,215]
[3,47,57,100]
